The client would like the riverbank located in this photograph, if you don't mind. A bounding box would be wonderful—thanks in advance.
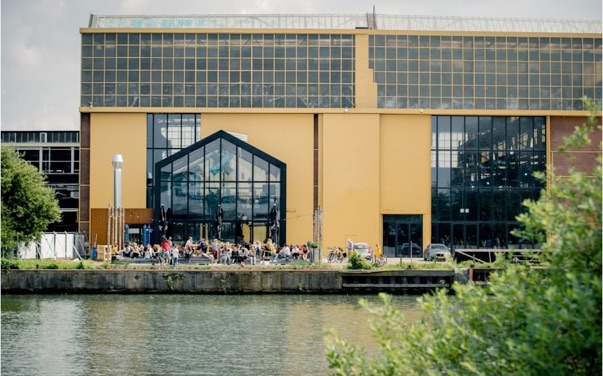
[1,267,492,294]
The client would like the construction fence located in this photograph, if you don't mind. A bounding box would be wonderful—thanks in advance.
[16,232,88,260]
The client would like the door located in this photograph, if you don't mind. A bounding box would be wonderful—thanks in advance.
[383,215,423,258]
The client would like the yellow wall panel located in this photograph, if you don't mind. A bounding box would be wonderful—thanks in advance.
[321,113,380,249]
[355,35,377,109]
[201,113,315,244]
[380,114,432,244]
[90,113,147,209]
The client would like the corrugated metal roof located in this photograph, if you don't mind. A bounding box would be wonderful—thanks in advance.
[88,14,602,34]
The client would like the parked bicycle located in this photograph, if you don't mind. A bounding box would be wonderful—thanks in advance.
[327,247,347,263]
[374,254,387,267]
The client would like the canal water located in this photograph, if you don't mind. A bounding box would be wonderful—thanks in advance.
[2,294,425,375]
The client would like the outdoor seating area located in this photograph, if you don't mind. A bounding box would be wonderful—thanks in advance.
[111,238,314,268]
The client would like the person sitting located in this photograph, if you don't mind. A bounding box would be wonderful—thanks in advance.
[143,243,152,259]
[199,238,208,256]
[238,245,249,267]
[220,246,231,265]
[231,247,241,264]
[184,236,195,259]
[211,240,220,262]
[253,241,262,260]
[122,242,132,258]
[199,249,215,264]
[152,244,161,259]
[279,244,291,260]
[131,242,140,258]
[270,245,280,263]
[301,244,309,260]
[242,245,255,266]
[291,245,300,259]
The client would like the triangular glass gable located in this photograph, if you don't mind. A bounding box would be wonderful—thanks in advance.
[154,130,286,245]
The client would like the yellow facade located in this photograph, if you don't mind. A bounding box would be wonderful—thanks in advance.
[201,113,315,244]
[89,113,147,209]
[321,114,381,248]
[86,110,434,248]
[380,115,432,244]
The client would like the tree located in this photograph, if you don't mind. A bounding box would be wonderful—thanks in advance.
[1,146,61,255]
[326,100,602,375]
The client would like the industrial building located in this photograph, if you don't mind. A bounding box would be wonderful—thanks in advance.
[79,13,601,256]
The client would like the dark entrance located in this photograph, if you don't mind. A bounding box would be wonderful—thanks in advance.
[383,215,423,258]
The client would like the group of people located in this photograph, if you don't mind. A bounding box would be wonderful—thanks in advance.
[118,236,183,268]
[117,236,311,268]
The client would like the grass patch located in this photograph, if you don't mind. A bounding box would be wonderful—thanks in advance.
[1,258,98,270]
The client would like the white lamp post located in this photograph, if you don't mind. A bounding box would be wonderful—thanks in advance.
[112,154,123,208]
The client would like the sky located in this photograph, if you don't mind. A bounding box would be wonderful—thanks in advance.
[1,0,601,132]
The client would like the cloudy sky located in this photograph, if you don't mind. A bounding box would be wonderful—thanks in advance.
[1,0,601,131]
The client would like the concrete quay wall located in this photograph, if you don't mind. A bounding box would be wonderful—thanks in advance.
[1,269,477,294]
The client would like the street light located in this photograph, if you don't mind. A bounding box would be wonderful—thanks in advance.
[112,154,123,208]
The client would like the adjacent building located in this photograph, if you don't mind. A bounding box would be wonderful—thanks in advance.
[79,13,601,256]
[1,131,80,232]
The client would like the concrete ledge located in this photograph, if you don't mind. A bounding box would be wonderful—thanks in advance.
[1,268,493,294]
[1,269,342,293]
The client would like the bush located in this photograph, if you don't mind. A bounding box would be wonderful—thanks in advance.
[347,252,371,270]
[326,99,602,374]
[45,261,59,269]
[1,258,20,270]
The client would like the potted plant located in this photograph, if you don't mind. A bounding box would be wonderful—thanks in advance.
[306,241,319,263]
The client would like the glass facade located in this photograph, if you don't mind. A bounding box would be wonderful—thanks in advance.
[81,33,355,109]
[154,131,286,244]
[370,35,602,110]
[1,131,80,144]
[146,114,201,206]
[431,116,546,249]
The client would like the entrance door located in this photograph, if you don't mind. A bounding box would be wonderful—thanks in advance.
[383,215,423,258]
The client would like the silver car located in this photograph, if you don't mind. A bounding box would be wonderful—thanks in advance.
[424,243,451,261]
[353,242,373,261]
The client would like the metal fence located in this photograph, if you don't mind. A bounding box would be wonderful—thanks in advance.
[16,233,88,260]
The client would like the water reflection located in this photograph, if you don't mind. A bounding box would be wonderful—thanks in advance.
[2,294,425,375]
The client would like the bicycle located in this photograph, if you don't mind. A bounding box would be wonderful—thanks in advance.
[374,254,387,267]
[327,247,346,263]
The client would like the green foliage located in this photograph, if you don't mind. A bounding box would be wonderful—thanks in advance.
[326,99,602,375]
[1,146,61,254]
[0,258,97,270]
[45,261,59,269]
[306,240,318,248]
[347,252,371,270]
[1,258,20,270]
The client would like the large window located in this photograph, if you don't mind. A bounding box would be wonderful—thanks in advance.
[370,35,602,110]
[146,113,201,206]
[431,116,545,249]
[154,131,286,244]
[81,33,355,109]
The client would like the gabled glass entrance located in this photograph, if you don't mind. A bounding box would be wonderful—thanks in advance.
[154,130,286,245]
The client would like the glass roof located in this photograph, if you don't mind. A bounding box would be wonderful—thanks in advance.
[88,14,601,34]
